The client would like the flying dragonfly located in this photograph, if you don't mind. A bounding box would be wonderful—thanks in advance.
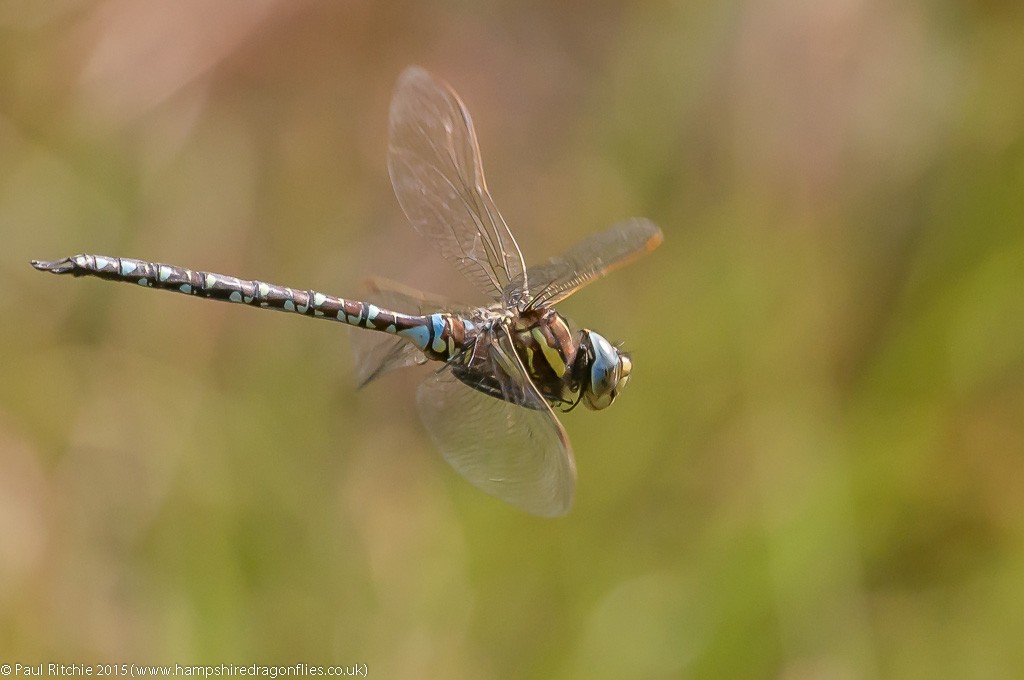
[32,66,663,516]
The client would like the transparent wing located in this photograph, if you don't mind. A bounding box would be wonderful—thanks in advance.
[351,278,473,387]
[416,327,576,517]
[517,218,664,309]
[352,335,426,388]
[362,276,469,314]
[388,66,528,304]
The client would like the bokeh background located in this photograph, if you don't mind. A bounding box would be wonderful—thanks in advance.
[3,0,1023,677]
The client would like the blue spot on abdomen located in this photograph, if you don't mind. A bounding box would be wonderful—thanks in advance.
[398,325,431,351]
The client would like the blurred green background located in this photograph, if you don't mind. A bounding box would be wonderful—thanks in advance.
[3,0,1023,677]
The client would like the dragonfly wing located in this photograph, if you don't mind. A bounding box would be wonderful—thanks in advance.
[351,278,474,387]
[361,276,469,314]
[518,218,663,309]
[416,327,576,516]
[352,334,426,387]
[388,67,528,304]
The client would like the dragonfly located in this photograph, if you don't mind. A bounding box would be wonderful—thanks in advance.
[32,66,663,517]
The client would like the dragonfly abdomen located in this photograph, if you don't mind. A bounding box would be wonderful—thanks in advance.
[31,254,467,361]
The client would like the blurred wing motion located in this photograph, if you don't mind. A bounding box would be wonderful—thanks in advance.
[519,218,663,309]
[352,277,471,387]
[388,66,528,304]
[416,327,576,517]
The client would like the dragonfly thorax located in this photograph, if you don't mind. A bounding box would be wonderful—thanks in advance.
[497,309,631,412]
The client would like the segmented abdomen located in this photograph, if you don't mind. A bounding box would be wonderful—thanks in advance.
[31,254,469,361]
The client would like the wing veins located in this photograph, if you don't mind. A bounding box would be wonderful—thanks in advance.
[387,67,527,304]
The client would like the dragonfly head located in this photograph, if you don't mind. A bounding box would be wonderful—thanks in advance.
[577,330,632,410]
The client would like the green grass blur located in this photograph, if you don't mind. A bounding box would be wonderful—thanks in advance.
[2,1,1023,677]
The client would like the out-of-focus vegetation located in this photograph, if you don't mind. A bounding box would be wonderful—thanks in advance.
[2,1,1023,677]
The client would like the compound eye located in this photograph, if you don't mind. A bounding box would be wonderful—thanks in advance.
[588,332,620,394]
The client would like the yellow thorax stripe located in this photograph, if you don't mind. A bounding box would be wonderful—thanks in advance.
[532,328,567,377]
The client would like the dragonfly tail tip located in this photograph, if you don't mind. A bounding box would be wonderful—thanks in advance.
[31,258,76,274]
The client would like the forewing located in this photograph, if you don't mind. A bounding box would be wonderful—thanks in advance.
[416,329,576,516]
[519,218,663,309]
[388,66,527,303]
